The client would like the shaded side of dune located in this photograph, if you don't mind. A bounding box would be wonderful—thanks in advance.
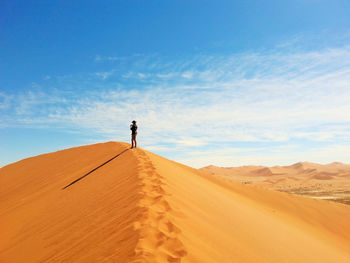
[0,143,146,262]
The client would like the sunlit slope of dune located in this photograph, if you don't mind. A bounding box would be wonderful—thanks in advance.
[1,142,350,263]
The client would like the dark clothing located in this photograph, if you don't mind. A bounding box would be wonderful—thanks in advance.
[130,123,137,149]
[130,124,138,135]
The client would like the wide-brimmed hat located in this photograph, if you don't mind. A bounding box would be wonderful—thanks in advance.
[132,120,136,123]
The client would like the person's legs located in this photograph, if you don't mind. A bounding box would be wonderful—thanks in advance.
[131,134,136,148]
[134,135,137,148]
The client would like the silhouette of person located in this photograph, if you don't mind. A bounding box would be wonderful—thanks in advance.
[130,120,138,149]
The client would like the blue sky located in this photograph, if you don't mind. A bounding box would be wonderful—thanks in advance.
[1,0,350,167]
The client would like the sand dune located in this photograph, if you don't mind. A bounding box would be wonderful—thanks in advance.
[202,162,350,205]
[1,142,350,262]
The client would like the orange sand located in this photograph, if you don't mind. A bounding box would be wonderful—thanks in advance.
[201,162,350,205]
[1,142,350,262]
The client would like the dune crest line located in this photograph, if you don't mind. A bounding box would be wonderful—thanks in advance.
[130,149,187,262]
[62,148,129,189]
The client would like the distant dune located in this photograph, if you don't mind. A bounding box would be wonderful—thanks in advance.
[1,142,350,262]
[201,161,350,205]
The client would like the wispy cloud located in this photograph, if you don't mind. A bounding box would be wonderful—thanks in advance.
[0,93,11,110]
[2,44,350,167]
[179,144,350,168]
[95,55,123,62]
[95,71,115,80]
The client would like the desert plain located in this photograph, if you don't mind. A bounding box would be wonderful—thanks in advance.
[201,162,350,205]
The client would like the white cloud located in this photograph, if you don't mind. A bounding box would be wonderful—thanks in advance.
[179,144,350,168]
[181,72,194,79]
[0,93,11,110]
[95,71,114,80]
[95,55,122,62]
[3,44,350,166]
[173,138,207,147]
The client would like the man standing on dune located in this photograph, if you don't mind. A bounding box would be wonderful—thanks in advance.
[130,120,138,149]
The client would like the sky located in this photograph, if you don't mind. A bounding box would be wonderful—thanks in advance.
[1,0,350,168]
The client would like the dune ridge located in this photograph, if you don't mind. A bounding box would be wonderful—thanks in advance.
[201,162,350,205]
[131,148,186,262]
[1,142,350,262]
[0,142,186,262]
